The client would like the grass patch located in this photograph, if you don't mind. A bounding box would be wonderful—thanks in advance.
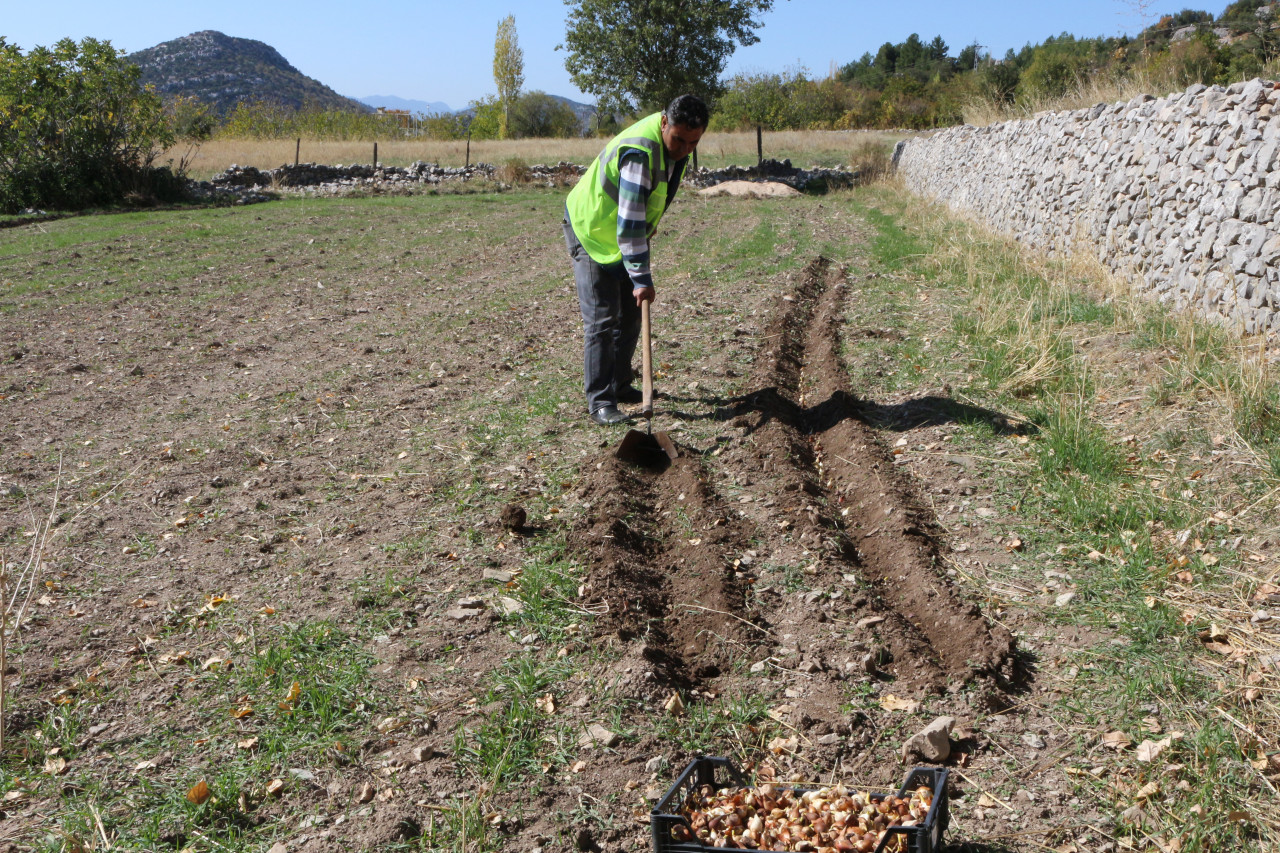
[845,180,1280,849]
[1,620,382,852]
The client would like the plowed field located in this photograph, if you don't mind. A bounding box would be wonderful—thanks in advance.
[5,187,1255,852]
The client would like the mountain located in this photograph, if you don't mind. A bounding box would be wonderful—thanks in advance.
[127,30,371,116]
[357,95,452,115]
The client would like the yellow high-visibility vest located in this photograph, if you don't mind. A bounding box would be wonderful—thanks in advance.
[566,112,685,265]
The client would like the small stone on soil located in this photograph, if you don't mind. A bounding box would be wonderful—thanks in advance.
[578,724,620,749]
[901,716,954,763]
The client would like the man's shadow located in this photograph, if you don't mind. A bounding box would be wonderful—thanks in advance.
[656,387,1038,440]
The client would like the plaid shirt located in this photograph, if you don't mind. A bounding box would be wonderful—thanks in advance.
[616,150,686,291]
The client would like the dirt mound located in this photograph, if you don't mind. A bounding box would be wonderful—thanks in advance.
[697,180,802,198]
[568,257,1015,729]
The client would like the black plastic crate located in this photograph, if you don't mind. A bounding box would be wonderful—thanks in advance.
[651,757,949,853]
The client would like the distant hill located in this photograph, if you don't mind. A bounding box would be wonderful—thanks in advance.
[357,95,452,116]
[127,30,371,116]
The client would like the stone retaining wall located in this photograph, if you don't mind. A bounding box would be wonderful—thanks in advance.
[208,157,866,196]
[894,78,1280,334]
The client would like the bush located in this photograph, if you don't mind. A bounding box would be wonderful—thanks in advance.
[0,36,178,213]
[495,157,531,183]
[215,100,406,140]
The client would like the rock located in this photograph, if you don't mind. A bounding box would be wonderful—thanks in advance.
[900,716,955,763]
[644,756,666,774]
[483,568,515,583]
[1022,732,1047,750]
[446,597,486,620]
[499,503,526,531]
[1054,592,1077,607]
[750,660,768,673]
[495,596,524,615]
[895,82,1280,332]
[578,724,620,749]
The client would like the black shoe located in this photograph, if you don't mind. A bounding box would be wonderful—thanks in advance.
[615,385,643,404]
[590,405,631,425]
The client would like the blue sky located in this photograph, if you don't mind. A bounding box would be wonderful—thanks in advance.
[4,1,1172,109]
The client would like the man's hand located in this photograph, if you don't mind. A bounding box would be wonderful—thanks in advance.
[633,285,655,306]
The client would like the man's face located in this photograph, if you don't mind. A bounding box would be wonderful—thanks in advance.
[660,114,705,160]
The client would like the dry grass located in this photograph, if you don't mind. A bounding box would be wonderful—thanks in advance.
[962,66,1213,126]
[165,129,909,181]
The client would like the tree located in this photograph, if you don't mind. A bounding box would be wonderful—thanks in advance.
[560,0,777,113]
[493,15,524,140]
[0,36,176,212]
[465,95,504,139]
[510,91,581,138]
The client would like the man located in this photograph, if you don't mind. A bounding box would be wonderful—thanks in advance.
[563,93,708,425]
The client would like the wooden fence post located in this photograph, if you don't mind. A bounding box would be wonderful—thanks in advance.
[295,138,300,166]
[373,142,378,169]
[757,125,763,167]
[466,130,472,169]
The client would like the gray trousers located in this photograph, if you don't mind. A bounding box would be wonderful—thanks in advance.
[563,215,640,414]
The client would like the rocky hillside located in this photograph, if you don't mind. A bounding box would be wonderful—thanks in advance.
[127,30,370,116]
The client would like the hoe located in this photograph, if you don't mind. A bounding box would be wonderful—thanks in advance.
[616,301,678,465]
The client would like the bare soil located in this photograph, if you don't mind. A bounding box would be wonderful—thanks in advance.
[0,193,1120,852]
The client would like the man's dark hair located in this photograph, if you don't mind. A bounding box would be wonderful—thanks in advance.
[665,94,709,130]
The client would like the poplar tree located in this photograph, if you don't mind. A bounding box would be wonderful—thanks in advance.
[493,15,524,140]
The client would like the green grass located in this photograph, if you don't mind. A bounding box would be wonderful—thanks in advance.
[845,182,1279,849]
[1,619,382,851]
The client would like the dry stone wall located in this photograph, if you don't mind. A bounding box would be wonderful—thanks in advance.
[894,78,1280,334]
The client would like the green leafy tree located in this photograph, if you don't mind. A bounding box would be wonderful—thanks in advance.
[978,60,1021,105]
[510,91,581,137]
[466,95,504,139]
[0,36,175,212]
[560,0,777,112]
[493,15,524,139]
[1018,48,1088,100]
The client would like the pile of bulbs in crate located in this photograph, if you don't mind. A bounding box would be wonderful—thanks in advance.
[675,780,935,852]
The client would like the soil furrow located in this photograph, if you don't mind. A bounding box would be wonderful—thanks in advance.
[800,264,1015,685]
[568,254,1012,718]
[573,452,763,694]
